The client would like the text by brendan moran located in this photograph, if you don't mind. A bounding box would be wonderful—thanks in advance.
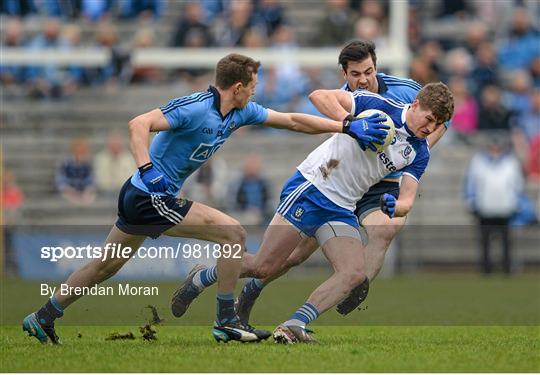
[41,283,159,297]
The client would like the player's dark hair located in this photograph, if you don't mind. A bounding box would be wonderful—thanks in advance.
[416,82,455,124]
[215,53,261,89]
[338,40,377,72]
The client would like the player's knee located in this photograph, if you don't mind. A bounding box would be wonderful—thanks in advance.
[285,254,303,268]
[341,267,366,290]
[367,224,401,248]
[224,223,246,246]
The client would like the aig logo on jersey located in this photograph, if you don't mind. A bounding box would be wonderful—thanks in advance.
[293,206,305,220]
[189,140,226,162]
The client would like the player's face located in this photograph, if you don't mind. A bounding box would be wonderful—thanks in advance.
[235,73,258,108]
[343,58,377,92]
[407,100,441,138]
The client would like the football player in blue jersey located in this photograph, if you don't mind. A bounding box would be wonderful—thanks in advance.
[22,53,387,345]
[173,41,453,330]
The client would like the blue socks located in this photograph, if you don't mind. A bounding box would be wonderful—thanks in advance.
[284,302,319,327]
[36,296,64,326]
[216,292,236,325]
[241,278,264,300]
[192,266,218,290]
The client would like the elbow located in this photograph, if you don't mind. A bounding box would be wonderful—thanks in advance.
[309,90,324,104]
[396,201,413,217]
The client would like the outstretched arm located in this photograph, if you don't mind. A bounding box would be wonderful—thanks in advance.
[262,109,344,134]
[308,89,353,121]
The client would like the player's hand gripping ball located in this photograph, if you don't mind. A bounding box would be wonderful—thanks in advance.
[355,109,396,152]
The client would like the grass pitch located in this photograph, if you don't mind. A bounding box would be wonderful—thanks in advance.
[1,274,539,372]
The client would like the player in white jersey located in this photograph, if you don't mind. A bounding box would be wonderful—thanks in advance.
[266,82,453,343]
[172,82,454,343]
[231,41,453,321]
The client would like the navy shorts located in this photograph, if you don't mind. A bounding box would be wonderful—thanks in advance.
[115,179,193,239]
[354,180,400,222]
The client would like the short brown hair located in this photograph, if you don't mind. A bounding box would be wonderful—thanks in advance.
[215,53,261,89]
[416,82,454,124]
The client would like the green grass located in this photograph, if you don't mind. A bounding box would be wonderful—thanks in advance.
[1,326,538,372]
[1,274,539,372]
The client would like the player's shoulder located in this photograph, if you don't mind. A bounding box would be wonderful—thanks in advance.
[379,73,422,91]
[161,90,213,116]
[408,137,430,159]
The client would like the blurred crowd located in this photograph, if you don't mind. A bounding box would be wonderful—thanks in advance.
[2,0,540,226]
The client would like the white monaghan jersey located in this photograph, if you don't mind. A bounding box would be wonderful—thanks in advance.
[297,90,430,211]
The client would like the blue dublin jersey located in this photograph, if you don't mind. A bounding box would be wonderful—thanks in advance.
[131,86,268,196]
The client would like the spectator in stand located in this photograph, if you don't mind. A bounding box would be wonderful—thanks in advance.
[512,88,540,179]
[417,40,443,80]
[234,154,271,224]
[463,22,489,56]
[56,138,96,205]
[409,57,437,86]
[213,0,255,47]
[470,41,499,98]
[435,0,471,20]
[1,0,36,16]
[448,76,478,138]
[199,0,225,22]
[26,18,65,98]
[130,27,161,84]
[59,23,87,92]
[117,0,164,20]
[464,136,524,275]
[2,169,24,223]
[94,131,135,195]
[477,85,511,132]
[80,0,113,22]
[444,47,473,82]
[171,1,213,47]
[530,57,540,88]
[497,7,540,71]
[91,22,129,85]
[353,17,386,48]
[1,18,28,96]
[241,27,267,48]
[1,169,24,275]
[253,0,285,37]
[312,0,356,46]
[502,70,533,117]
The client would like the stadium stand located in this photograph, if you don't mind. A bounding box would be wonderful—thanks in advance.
[2,0,539,270]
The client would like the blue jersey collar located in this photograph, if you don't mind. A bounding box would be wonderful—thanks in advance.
[344,74,388,95]
[376,74,388,94]
[208,85,229,120]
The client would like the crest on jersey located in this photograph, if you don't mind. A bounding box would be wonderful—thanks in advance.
[229,122,237,130]
[293,206,305,219]
[403,145,412,157]
[399,145,413,162]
